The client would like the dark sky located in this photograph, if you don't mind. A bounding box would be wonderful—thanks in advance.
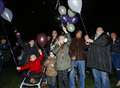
[2,0,120,38]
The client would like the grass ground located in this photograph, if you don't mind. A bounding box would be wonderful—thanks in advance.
[0,63,118,88]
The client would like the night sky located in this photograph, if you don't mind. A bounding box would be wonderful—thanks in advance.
[1,0,120,39]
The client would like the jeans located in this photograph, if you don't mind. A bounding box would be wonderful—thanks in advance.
[58,70,69,88]
[92,69,110,88]
[47,76,56,88]
[69,60,85,88]
[112,52,120,69]
[112,52,120,80]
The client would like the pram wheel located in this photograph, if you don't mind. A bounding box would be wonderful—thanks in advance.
[20,76,42,88]
[20,67,47,88]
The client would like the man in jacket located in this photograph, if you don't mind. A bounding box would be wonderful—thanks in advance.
[52,26,71,88]
[85,27,112,88]
[69,30,87,88]
[16,32,39,65]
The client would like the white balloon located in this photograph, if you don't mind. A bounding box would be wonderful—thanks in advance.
[67,24,75,32]
[68,0,82,14]
[1,8,13,22]
[58,5,67,15]
[68,9,76,17]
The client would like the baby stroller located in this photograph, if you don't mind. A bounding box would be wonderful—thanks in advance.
[20,66,47,88]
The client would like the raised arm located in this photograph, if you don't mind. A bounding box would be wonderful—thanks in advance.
[62,26,71,45]
[17,63,30,71]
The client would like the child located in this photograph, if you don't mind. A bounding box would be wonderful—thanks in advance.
[17,49,44,84]
[44,53,57,88]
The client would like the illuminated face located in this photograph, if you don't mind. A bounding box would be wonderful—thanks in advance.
[16,32,20,36]
[111,33,117,39]
[30,54,37,61]
[52,30,58,38]
[58,35,65,45]
[76,31,82,39]
[96,27,104,35]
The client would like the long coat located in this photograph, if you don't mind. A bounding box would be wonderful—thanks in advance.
[87,33,112,73]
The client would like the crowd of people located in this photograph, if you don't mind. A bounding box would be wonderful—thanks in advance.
[0,26,120,88]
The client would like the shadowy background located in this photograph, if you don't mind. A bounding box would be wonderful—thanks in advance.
[1,0,120,39]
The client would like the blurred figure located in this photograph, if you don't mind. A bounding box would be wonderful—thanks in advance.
[15,32,39,65]
[69,30,87,88]
[51,30,58,43]
[45,30,58,56]
[44,30,58,88]
[0,38,11,72]
[17,49,44,84]
[44,54,57,88]
[52,26,71,88]
[111,32,120,87]
[47,36,51,42]
[85,27,112,88]
[28,40,39,56]
[50,30,58,51]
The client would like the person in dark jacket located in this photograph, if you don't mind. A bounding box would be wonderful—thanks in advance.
[85,27,111,88]
[52,26,71,88]
[45,30,58,56]
[16,32,39,65]
[44,30,58,88]
[111,32,120,87]
[69,30,87,88]
[0,38,11,72]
